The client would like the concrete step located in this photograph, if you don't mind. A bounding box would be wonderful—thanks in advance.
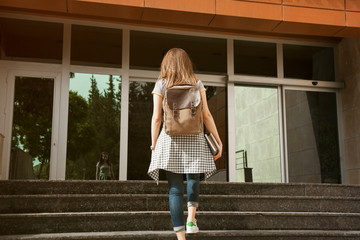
[1,211,360,235]
[1,180,360,197]
[2,230,360,240]
[1,194,359,213]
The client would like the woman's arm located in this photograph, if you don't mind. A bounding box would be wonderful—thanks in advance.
[201,91,223,161]
[151,94,163,150]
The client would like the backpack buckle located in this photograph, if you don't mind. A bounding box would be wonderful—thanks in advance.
[173,103,179,120]
[191,102,196,118]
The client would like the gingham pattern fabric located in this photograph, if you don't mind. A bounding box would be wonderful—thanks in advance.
[148,129,217,183]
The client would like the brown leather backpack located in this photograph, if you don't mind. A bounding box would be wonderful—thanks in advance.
[163,85,203,136]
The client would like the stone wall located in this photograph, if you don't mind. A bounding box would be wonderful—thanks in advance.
[336,38,360,184]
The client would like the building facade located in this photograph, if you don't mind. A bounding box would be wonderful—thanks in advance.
[0,0,359,184]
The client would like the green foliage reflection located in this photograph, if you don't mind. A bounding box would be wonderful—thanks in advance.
[10,77,54,179]
[127,82,154,180]
[66,74,121,180]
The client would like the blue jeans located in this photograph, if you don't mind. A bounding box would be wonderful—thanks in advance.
[166,171,200,232]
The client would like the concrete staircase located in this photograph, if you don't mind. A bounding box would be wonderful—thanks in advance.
[0,180,360,239]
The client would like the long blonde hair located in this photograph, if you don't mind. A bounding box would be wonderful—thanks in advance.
[159,48,198,88]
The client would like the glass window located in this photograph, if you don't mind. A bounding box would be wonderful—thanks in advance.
[71,25,122,68]
[283,44,335,81]
[234,40,277,77]
[66,73,121,180]
[285,90,341,183]
[234,85,281,183]
[130,31,227,74]
[10,76,54,179]
[127,81,155,180]
[205,85,228,181]
[0,18,63,63]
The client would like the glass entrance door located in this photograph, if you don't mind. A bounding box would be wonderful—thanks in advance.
[284,89,341,183]
[234,85,282,182]
[127,79,228,180]
[66,73,121,180]
[127,80,155,180]
[9,76,55,179]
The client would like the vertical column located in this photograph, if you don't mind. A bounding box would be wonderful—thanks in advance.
[227,39,236,182]
[277,43,284,78]
[54,23,71,180]
[119,29,130,180]
[277,43,287,182]
[0,68,9,179]
[0,69,6,134]
[48,72,62,180]
[0,133,3,179]
[2,71,15,180]
[278,85,287,183]
[334,45,346,184]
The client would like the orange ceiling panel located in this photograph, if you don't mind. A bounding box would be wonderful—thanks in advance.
[283,0,345,10]
[346,0,360,12]
[210,15,280,32]
[335,27,360,38]
[346,11,360,28]
[237,0,281,4]
[72,0,144,7]
[210,0,282,32]
[68,0,144,20]
[142,0,215,26]
[282,5,345,26]
[275,5,345,36]
[274,22,344,36]
[0,0,67,13]
[215,0,282,21]
[142,9,214,26]
[2,0,360,39]
[144,0,215,14]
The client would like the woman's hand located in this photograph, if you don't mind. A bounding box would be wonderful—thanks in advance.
[213,145,223,161]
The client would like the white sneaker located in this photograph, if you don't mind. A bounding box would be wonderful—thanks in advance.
[186,219,199,234]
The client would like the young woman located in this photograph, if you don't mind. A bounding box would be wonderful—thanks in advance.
[96,152,115,180]
[148,48,223,240]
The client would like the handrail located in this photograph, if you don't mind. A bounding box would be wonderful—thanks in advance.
[235,149,248,168]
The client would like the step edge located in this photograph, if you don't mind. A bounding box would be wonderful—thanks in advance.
[2,230,360,239]
[1,194,359,201]
[1,180,360,188]
[1,211,360,218]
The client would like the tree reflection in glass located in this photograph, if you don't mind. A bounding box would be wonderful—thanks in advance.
[128,81,155,180]
[10,76,54,179]
[66,73,121,180]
